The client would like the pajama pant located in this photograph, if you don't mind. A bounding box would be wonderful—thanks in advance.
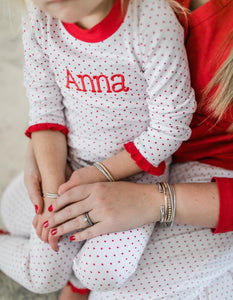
[0,169,168,294]
[88,162,233,299]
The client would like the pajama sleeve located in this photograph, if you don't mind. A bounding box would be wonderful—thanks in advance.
[124,1,196,175]
[212,177,233,233]
[22,9,68,137]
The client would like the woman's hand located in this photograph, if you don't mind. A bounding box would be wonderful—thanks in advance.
[46,182,163,243]
[24,141,44,214]
[58,165,109,195]
[24,141,73,214]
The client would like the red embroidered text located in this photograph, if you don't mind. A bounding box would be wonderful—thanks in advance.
[66,69,129,93]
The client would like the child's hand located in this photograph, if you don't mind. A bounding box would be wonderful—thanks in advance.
[58,165,108,195]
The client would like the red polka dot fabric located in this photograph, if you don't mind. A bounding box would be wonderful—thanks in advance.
[0,173,82,293]
[0,0,198,296]
[2,164,233,297]
[87,162,233,299]
[23,0,195,171]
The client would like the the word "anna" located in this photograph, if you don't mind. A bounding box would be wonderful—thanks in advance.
[66,69,130,93]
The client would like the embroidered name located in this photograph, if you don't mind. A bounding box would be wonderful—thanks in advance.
[66,69,129,93]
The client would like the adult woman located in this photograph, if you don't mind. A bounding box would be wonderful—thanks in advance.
[1,0,233,299]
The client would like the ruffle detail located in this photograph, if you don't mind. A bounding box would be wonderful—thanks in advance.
[67,281,89,294]
[25,123,69,138]
[124,142,166,176]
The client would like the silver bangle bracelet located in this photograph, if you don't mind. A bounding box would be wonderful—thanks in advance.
[157,182,176,228]
[93,162,115,182]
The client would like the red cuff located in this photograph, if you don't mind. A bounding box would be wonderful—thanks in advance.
[124,141,166,176]
[25,123,69,138]
[211,177,233,234]
[67,281,89,294]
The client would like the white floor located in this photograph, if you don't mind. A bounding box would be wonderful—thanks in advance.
[0,4,59,299]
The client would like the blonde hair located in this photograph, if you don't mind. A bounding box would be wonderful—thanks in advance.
[165,1,233,121]
[204,36,233,121]
[166,0,188,15]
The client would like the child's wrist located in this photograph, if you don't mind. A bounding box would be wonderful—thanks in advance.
[93,162,115,182]
[89,165,110,182]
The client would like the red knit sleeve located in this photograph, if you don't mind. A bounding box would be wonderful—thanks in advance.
[124,141,166,176]
[212,177,233,234]
[25,123,69,138]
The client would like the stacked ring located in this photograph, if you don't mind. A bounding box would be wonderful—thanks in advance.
[84,212,94,227]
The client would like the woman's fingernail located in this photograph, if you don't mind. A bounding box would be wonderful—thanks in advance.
[51,228,57,235]
[35,205,38,214]
[70,235,76,241]
[43,221,49,228]
[48,205,53,212]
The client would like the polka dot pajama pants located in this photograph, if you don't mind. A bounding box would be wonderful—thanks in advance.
[0,173,83,294]
[0,170,168,294]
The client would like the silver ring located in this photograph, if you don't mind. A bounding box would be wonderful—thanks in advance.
[84,212,94,227]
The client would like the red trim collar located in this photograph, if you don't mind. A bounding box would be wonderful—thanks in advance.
[62,0,129,43]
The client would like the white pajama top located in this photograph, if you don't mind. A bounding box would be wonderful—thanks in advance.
[24,0,196,174]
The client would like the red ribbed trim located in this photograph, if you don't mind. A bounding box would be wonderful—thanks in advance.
[67,281,90,294]
[25,123,69,138]
[124,142,166,175]
[211,177,233,234]
[62,0,129,43]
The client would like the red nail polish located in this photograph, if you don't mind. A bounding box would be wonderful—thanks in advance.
[48,205,53,212]
[43,221,49,228]
[35,205,38,214]
[51,229,57,235]
[70,235,76,241]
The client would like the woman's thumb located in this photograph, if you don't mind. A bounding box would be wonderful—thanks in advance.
[58,178,74,195]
